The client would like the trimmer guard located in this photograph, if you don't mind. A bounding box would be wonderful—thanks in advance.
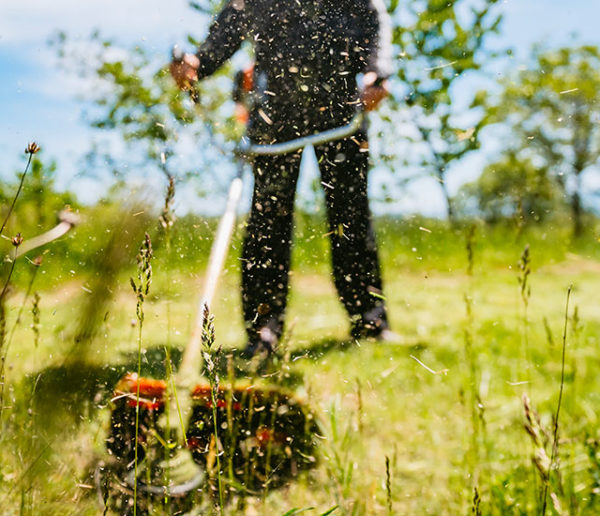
[106,373,320,495]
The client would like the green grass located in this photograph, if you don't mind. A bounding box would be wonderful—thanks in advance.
[1,216,600,514]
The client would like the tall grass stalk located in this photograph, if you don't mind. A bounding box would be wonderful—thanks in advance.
[472,487,482,515]
[385,455,393,515]
[517,245,532,379]
[4,256,42,359]
[355,377,363,435]
[0,234,24,422]
[522,394,551,512]
[542,285,572,515]
[31,292,41,351]
[463,225,482,486]
[324,403,357,512]
[202,304,224,514]
[0,143,39,237]
[129,232,153,515]
[159,173,176,505]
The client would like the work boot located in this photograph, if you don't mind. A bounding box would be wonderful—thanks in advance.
[375,328,404,344]
[351,314,403,344]
[241,324,278,359]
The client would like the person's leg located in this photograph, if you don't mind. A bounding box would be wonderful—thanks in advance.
[314,131,388,337]
[241,151,302,352]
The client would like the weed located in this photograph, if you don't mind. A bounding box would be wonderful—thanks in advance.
[355,378,363,435]
[0,234,24,422]
[463,225,484,491]
[522,394,552,497]
[2,207,600,514]
[201,303,224,513]
[517,244,532,378]
[472,486,481,515]
[542,286,572,515]
[385,455,392,515]
[323,403,358,513]
[31,292,40,353]
[0,143,39,237]
[0,234,23,301]
[158,173,177,507]
[129,232,153,515]
[3,257,43,379]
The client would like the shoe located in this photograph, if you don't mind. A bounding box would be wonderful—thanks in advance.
[352,319,404,345]
[241,341,269,359]
[375,328,404,344]
[351,318,386,340]
[241,326,278,359]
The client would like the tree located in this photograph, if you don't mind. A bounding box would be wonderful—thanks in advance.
[50,0,244,193]
[53,0,504,218]
[0,153,78,237]
[477,45,600,236]
[390,0,502,221]
[457,150,563,224]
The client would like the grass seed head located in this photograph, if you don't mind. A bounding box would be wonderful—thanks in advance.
[159,175,176,230]
[25,142,40,154]
[32,291,41,348]
[522,394,551,481]
[11,233,24,247]
[518,244,532,303]
[130,232,153,322]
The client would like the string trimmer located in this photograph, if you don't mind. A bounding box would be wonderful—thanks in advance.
[97,49,363,511]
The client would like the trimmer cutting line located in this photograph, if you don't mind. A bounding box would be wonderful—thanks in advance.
[99,48,364,507]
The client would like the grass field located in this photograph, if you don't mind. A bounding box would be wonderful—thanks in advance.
[1,215,599,514]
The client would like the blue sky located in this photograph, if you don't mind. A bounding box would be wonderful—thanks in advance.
[1,0,599,216]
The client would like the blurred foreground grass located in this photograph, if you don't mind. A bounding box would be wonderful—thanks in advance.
[1,216,600,514]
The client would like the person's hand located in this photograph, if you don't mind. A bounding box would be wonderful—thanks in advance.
[169,52,200,91]
[361,71,389,112]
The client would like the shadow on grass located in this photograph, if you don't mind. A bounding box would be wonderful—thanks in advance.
[289,337,356,361]
[118,344,307,387]
[26,342,304,431]
[289,336,429,362]
[26,335,426,432]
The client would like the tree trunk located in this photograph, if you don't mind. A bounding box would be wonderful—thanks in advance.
[572,185,583,238]
[437,170,454,223]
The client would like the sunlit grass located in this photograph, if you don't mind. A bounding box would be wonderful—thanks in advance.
[1,221,599,514]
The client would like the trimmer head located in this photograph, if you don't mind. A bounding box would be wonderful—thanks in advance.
[103,372,320,507]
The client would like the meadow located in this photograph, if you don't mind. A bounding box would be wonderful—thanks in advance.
[1,206,599,515]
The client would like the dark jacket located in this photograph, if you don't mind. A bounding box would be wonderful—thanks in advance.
[195,0,392,139]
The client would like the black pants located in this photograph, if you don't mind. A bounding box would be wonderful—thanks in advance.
[241,130,387,344]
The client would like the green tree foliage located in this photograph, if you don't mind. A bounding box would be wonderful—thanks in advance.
[51,0,504,214]
[0,154,77,237]
[390,0,502,221]
[458,150,562,224]
[476,45,600,236]
[50,2,244,188]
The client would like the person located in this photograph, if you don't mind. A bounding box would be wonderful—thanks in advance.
[171,0,398,355]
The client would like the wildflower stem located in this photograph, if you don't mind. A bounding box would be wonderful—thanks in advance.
[130,233,153,516]
[133,319,143,515]
[1,152,34,237]
[0,257,17,303]
[6,263,41,354]
[542,285,572,515]
[210,380,224,514]
[0,241,22,422]
[386,455,393,515]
